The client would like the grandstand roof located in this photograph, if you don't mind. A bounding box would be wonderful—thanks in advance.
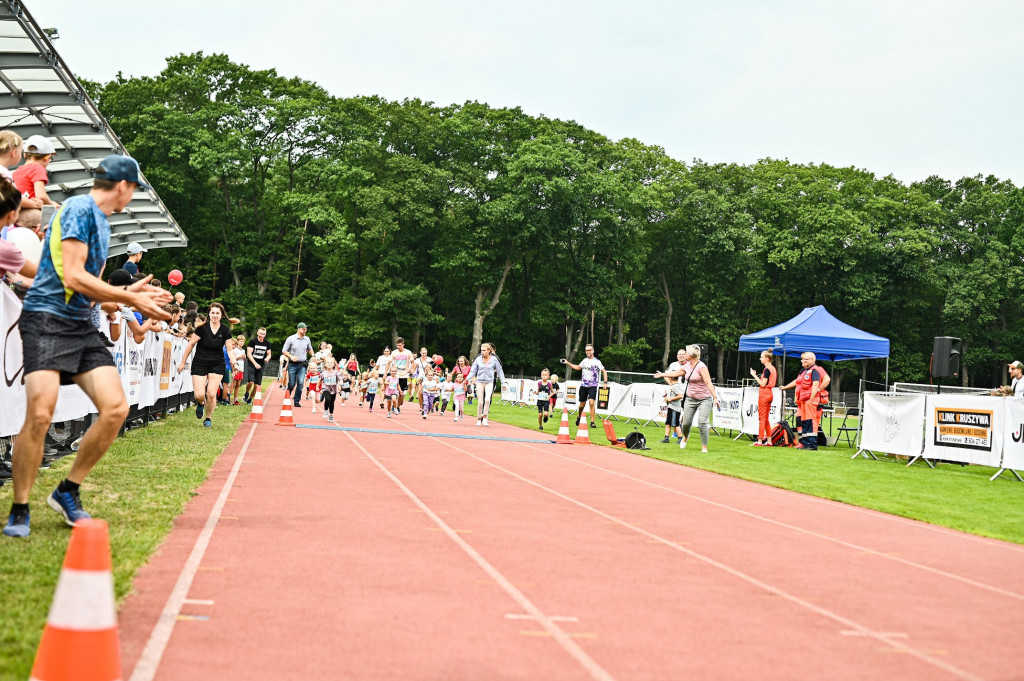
[0,1,186,257]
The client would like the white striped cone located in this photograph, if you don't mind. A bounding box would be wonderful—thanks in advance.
[30,519,120,681]
[556,408,573,445]
[574,417,593,445]
[247,386,264,423]
[276,390,295,426]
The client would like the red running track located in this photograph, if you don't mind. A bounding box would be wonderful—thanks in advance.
[118,387,1024,681]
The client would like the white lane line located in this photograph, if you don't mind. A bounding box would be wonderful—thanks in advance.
[424,437,984,681]
[341,430,618,681]
[182,599,215,606]
[129,415,261,681]
[506,613,579,622]
[515,442,1024,602]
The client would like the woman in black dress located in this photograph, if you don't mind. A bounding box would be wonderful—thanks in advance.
[178,302,233,427]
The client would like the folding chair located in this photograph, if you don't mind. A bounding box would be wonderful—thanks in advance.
[836,407,859,447]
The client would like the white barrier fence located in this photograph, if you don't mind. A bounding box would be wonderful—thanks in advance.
[499,378,784,432]
[859,391,1024,479]
[0,285,194,438]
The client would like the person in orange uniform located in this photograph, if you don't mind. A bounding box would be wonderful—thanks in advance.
[749,350,777,446]
[780,352,821,450]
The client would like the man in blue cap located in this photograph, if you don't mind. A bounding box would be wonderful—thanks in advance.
[4,155,173,538]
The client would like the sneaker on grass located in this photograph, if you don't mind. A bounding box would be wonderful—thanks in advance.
[203,418,212,428]
[195,402,204,419]
[48,487,90,526]
[3,509,30,537]
[660,437,670,444]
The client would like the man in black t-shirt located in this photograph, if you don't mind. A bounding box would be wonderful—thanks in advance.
[243,327,273,403]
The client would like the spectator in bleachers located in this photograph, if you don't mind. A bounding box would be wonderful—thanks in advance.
[0,130,23,183]
[12,135,59,208]
[122,242,146,275]
[0,178,36,283]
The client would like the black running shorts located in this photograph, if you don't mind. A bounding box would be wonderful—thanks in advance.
[20,310,115,385]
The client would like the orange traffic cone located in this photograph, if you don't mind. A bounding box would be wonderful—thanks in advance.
[247,385,265,423]
[603,419,625,447]
[277,389,295,426]
[556,409,574,445]
[31,519,120,681]
[574,416,593,445]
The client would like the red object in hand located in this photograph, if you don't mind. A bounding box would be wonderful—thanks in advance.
[168,269,183,286]
[433,354,443,365]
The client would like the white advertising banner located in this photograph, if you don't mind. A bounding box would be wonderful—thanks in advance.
[740,387,784,436]
[0,288,196,437]
[1000,398,1024,472]
[712,388,744,430]
[923,394,1003,467]
[500,378,521,403]
[556,380,582,411]
[859,392,927,457]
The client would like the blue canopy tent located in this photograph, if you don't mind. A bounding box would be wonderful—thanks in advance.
[738,305,890,399]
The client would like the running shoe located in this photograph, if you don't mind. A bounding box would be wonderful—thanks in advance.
[422,414,427,419]
[483,418,489,427]
[538,425,544,431]
[475,419,482,427]
[590,422,597,429]
[544,415,549,423]
[395,407,401,415]
[387,412,392,419]
[679,437,688,450]
[660,437,671,444]
[3,509,30,537]
[328,414,334,422]
[196,402,204,419]
[233,400,241,406]
[48,486,91,526]
[312,405,317,414]
[243,394,251,404]
[203,418,212,428]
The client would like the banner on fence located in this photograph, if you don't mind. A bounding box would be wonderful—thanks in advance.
[500,378,521,403]
[923,394,1003,467]
[739,387,783,436]
[1000,397,1024,472]
[0,286,194,437]
[859,392,926,456]
[713,388,744,430]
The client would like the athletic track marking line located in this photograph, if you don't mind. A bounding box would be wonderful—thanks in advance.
[340,429,619,681]
[296,422,554,444]
[128,387,281,681]
[512,441,1024,602]
[355,417,984,681]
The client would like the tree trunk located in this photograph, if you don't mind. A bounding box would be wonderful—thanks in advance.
[292,219,308,299]
[469,258,514,359]
[716,348,724,383]
[391,320,398,349]
[657,272,673,368]
[412,324,421,354]
[961,341,969,387]
[616,296,625,345]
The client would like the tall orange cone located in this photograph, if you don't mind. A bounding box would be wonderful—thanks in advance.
[276,389,295,426]
[574,415,593,445]
[31,519,120,681]
[247,385,265,423]
[556,408,574,445]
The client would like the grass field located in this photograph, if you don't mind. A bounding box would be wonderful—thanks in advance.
[0,399,250,681]
[473,401,1024,545]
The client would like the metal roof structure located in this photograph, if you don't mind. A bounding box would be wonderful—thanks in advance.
[0,0,186,257]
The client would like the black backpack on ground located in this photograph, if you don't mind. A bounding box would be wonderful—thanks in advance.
[770,422,798,447]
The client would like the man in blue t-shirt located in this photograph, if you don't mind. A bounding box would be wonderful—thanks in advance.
[4,155,173,539]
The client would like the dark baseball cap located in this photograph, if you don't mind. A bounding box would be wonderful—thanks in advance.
[107,269,133,286]
[94,155,150,190]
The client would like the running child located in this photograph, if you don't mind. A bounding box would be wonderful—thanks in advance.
[549,373,560,413]
[306,359,322,413]
[536,368,554,430]
[452,372,467,422]
[320,358,340,422]
[439,375,454,415]
[421,367,440,419]
[384,367,400,418]
[340,372,352,407]
[366,371,380,413]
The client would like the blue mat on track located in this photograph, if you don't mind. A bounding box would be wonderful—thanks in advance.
[295,423,555,444]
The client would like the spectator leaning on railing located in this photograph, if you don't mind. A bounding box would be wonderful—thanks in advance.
[12,135,58,209]
[0,179,36,284]
[3,156,172,539]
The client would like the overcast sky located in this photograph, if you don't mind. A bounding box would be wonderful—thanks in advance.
[33,1,1024,185]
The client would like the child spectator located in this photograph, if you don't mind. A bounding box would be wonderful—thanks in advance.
[123,242,146,275]
[12,135,58,207]
[660,376,685,443]
[320,358,340,422]
[536,368,554,430]
[452,372,467,422]
[421,367,440,419]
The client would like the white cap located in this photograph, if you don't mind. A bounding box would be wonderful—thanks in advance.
[126,242,147,255]
[23,135,56,155]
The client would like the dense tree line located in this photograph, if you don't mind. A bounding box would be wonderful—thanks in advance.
[87,53,1024,392]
